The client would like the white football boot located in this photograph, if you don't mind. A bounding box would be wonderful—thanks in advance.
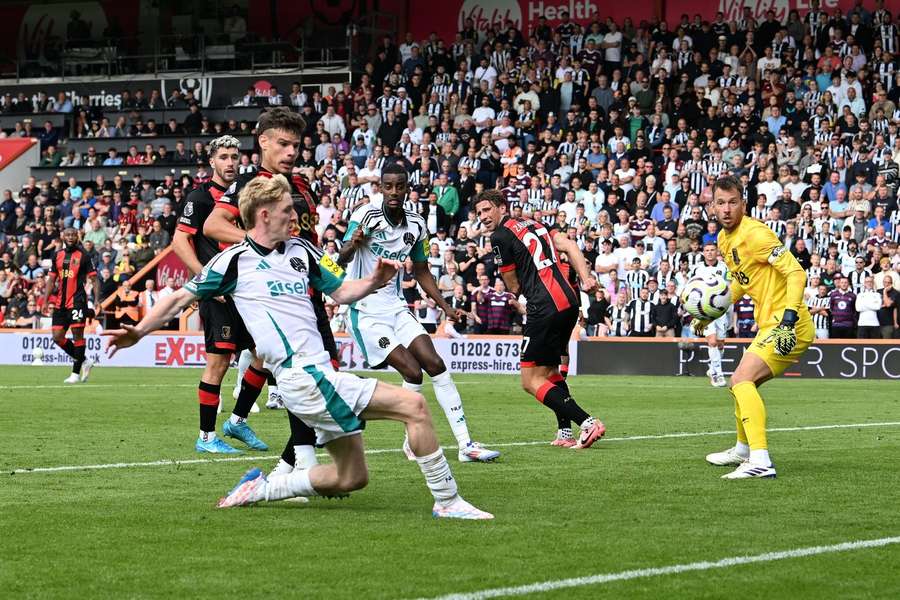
[705,446,748,466]
[63,373,81,384]
[722,462,777,479]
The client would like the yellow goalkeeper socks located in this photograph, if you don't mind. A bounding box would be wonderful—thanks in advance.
[732,391,750,456]
[733,381,771,466]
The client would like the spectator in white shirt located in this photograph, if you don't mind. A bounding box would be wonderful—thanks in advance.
[319,106,346,138]
[855,276,883,338]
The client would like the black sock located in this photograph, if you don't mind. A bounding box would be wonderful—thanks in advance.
[72,342,86,374]
[198,381,220,433]
[58,339,77,360]
[551,377,571,429]
[539,382,589,426]
[282,412,317,464]
[562,398,590,425]
[267,372,276,386]
[233,365,265,418]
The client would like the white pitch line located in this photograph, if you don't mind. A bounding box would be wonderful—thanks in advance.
[8,421,900,475]
[417,536,900,600]
[0,383,198,390]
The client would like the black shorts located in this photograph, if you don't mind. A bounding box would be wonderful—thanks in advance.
[521,307,579,368]
[52,305,88,332]
[199,297,253,355]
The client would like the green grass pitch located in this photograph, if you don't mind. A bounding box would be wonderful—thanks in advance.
[1,366,899,598]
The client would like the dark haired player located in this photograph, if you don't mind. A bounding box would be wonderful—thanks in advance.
[475,189,606,449]
[173,135,268,454]
[339,161,499,462]
[44,228,100,384]
[204,107,333,477]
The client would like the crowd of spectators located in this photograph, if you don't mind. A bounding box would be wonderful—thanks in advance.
[2,2,900,339]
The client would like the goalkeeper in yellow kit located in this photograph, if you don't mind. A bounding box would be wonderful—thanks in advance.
[696,176,814,479]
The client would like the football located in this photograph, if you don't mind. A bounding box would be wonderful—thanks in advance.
[680,274,731,320]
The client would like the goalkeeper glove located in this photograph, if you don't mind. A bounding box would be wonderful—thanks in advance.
[770,309,798,356]
[691,317,711,337]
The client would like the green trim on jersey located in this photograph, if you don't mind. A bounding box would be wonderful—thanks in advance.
[342,221,359,242]
[410,239,427,262]
[303,365,364,433]
[348,307,369,362]
[184,263,235,300]
[267,311,294,368]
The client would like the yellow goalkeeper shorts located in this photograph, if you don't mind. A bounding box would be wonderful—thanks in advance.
[747,309,815,377]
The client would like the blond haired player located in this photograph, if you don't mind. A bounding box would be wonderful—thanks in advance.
[698,176,814,479]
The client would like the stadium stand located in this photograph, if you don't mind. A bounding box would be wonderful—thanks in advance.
[1,2,899,342]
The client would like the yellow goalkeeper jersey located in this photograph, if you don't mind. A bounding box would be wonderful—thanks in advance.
[718,216,808,326]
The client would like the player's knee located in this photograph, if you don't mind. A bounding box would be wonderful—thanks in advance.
[399,365,423,385]
[403,392,429,425]
[421,357,446,378]
[337,467,369,492]
[52,333,66,346]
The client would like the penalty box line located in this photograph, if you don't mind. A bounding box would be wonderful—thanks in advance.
[415,535,900,600]
[8,421,900,475]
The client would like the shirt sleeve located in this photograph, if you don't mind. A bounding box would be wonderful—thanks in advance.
[491,229,516,273]
[215,181,241,217]
[410,219,429,263]
[749,223,806,313]
[183,249,240,300]
[307,245,346,295]
[177,189,205,234]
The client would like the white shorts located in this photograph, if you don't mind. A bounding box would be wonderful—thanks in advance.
[703,314,729,339]
[348,305,427,367]
[816,328,829,340]
[277,362,378,446]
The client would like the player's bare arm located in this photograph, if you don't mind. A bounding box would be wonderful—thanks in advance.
[338,226,368,267]
[203,205,245,244]
[412,261,463,321]
[329,258,401,304]
[551,233,597,293]
[499,269,521,296]
[172,229,204,275]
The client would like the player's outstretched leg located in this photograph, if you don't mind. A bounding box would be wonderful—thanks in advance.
[407,336,500,463]
[223,358,268,451]
[219,378,492,519]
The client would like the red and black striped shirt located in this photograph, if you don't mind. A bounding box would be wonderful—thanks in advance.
[216,168,319,245]
[490,217,578,317]
[51,245,95,309]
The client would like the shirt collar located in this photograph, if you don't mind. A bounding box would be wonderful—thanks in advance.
[246,235,284,256]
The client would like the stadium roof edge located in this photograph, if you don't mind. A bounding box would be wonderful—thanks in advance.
[0,67,352,87]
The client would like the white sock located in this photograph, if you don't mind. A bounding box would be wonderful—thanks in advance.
[402,381,423,393]
[749,449,771,466]
[431,371,471,448]
[294,445,319,469]
[557,428,573,439]
[269,385,279,396]
[200,430,216,442]
[264,468,320,501]
[271,458,294,475]
[735,441,750,457]
[708,346,722,375]
[415,447,459,507]
[229,414,245,425]
[236,350,252,380]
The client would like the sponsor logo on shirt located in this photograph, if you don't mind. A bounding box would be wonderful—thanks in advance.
[266,279,309,297]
